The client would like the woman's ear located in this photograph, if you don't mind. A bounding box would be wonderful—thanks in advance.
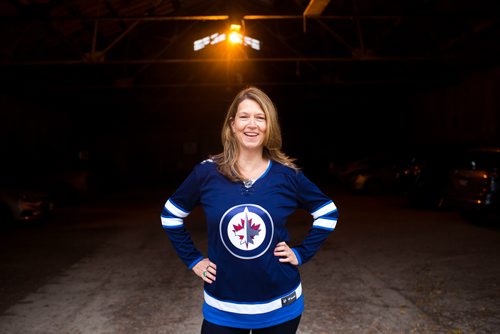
[230,118,235,133]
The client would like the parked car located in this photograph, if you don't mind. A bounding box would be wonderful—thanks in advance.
[400,147,460,209]
[0,187,54,225]
[444,146,500,223]
[335,153,405,194]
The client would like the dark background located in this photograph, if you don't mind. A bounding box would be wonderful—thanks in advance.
[1,0,499,190]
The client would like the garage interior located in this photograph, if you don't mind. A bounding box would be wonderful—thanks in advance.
[1,0,499,187]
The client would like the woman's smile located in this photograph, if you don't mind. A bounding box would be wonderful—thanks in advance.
[231,99,267,151]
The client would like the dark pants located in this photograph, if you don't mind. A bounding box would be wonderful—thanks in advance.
[201,315,301,334]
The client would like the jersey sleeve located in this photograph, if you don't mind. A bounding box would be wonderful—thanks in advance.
[292,171,339,265]
[160,165,204,269]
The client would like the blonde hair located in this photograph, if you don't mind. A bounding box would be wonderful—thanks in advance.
[212,86,299,181]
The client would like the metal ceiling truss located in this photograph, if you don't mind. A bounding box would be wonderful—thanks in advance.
[2,14,484,65]
[1,0,498,89]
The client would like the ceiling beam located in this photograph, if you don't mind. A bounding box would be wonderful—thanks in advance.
[303,0,331,32]
[303,0,331,17]
[0,55,456,66]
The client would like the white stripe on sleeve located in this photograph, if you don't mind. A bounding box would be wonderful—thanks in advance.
[313,217,337,230]
[161,216,184,228]
[165,199,189,218]
[311,201,337,219]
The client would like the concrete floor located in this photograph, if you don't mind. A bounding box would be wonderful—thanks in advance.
[0,187,499,333]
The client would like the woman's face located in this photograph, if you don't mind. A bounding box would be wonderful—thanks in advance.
[231,99,267,152]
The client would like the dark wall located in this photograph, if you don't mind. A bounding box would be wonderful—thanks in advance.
[1,66,498,189]
[409,67,500,147]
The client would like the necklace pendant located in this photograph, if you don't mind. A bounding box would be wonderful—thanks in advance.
[243,180,253,188]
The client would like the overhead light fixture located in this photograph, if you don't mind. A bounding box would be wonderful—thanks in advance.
[194,21,260,51]
[228,24,243,44]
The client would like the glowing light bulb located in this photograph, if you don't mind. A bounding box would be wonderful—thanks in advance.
[229,31,243,44]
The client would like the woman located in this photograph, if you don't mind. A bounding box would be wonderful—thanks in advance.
[161,86,339,333]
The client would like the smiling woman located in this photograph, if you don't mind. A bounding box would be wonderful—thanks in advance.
[231,99,268,156]
[160,86,340,334]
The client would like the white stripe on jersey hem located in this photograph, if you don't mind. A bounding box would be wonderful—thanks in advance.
[311,201,337,219]
[313,217,337,230]
[161,216,183,227]
[165,199,189,218]
[204,284,302,315]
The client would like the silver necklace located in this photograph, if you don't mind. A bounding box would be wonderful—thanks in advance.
[243,180,254,188]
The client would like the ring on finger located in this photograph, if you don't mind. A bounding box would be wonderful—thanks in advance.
[203,271,207,277]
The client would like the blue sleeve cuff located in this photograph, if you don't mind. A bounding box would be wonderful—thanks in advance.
[291,248,302,266]
[188,256,204,270]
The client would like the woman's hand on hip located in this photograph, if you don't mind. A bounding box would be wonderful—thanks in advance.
[274,241,299,266]
[193,258,217,284]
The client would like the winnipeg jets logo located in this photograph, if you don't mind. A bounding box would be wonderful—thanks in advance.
[232,207,262,249]
[220,204,274,259]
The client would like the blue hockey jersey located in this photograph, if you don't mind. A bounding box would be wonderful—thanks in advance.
[161,160,338,329]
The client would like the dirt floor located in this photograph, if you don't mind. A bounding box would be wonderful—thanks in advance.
[0,188,499,333]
